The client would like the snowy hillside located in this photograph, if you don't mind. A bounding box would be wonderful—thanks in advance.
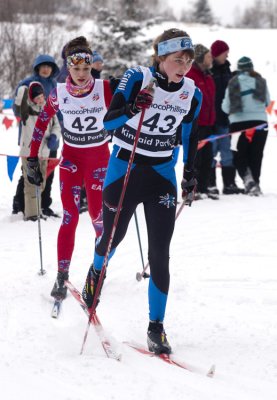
[1,24,277,400]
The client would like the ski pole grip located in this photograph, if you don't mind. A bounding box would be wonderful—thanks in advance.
[145,77,157,94]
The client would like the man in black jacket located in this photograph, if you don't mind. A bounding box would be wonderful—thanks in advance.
[210,40,242,195]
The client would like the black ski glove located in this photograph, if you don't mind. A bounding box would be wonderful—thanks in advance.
[181,168,197,207]
[26,157,43,186]
[130,89,154,114]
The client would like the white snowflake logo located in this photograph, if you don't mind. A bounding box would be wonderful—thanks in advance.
[159,193,176,208]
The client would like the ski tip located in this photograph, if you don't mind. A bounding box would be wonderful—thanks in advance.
[106,347,122,361]
[206,364,216,378]
[51,299,63,318]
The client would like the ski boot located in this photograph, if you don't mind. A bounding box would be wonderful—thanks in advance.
[82,264,105,309]
[207,186,220,200]
[223,183,244,195]
[42,207,60,218]
[147,320,172,355]
[51,271,69,299]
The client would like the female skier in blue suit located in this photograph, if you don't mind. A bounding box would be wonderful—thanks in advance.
[82,28,202,354]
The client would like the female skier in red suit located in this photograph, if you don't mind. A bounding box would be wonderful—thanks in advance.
[27,36,112,300]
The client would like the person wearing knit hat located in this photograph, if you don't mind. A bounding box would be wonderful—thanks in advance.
[237,56,254,71]
[29,82,44,103]
[222,57,271,196]
[211,40,229,58]
[91,51,104,78]
[186,44,216,199]
[209,40,242,195]
[92,51,103,64]
[194,44,210,65]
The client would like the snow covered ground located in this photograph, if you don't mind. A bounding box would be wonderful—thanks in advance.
[1,24,277,400]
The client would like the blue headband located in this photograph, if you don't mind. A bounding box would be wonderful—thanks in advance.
[158,37,194,56]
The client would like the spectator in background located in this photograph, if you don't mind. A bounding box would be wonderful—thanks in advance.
[186,44,217,199]
[91,51,104,78]
[15,82,61,221]
[222,56,270,196]
[210,40,242,195]
[56,44,69,84]
[12,54,61,217]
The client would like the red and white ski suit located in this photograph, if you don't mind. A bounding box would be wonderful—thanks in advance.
[29,79,112,273]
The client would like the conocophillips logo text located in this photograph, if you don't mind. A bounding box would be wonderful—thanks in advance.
[150,103,187,115]
[60,107,103,114]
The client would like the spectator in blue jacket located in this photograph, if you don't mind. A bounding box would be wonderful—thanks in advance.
[12,54,60,217]
[222,56,270,196]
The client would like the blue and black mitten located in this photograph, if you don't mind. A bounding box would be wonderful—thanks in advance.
[181,168,197,206]
[47,134,59,151]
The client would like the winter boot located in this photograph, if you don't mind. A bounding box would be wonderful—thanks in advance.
[42,207,60,218]
[12,197,24,214]
[51,271,69,299]
[82,264,106,309]
[207,186,219,199]
[12,175,25,214]
[222,166,243,194]
[147,321,172,355]
[243,168,258,195]
[248,183,261,196]
[223,183,244,195]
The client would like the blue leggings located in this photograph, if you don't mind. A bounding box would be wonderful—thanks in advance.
[212,125,234,167]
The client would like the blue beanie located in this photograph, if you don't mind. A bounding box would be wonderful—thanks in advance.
[92,51,103,63]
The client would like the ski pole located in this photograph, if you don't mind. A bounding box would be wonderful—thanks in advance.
[134,210,145,270]
[80,110,150,354]
[36,186,46,276]
[136,199,187,282]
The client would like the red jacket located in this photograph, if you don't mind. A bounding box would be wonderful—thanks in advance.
[186,64,216,126]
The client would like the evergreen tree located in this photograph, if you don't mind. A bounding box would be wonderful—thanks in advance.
[191,0,214,25]
[92,8,161,79]
[236,0,277,28]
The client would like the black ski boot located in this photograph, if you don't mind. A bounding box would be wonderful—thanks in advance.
[51,271,69,299]
[42,207,60,218]
[207,186,220,200]
[243,168,259,195]
[82,264,105,309]
[223,183,243,194]
[147,321,172,355]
